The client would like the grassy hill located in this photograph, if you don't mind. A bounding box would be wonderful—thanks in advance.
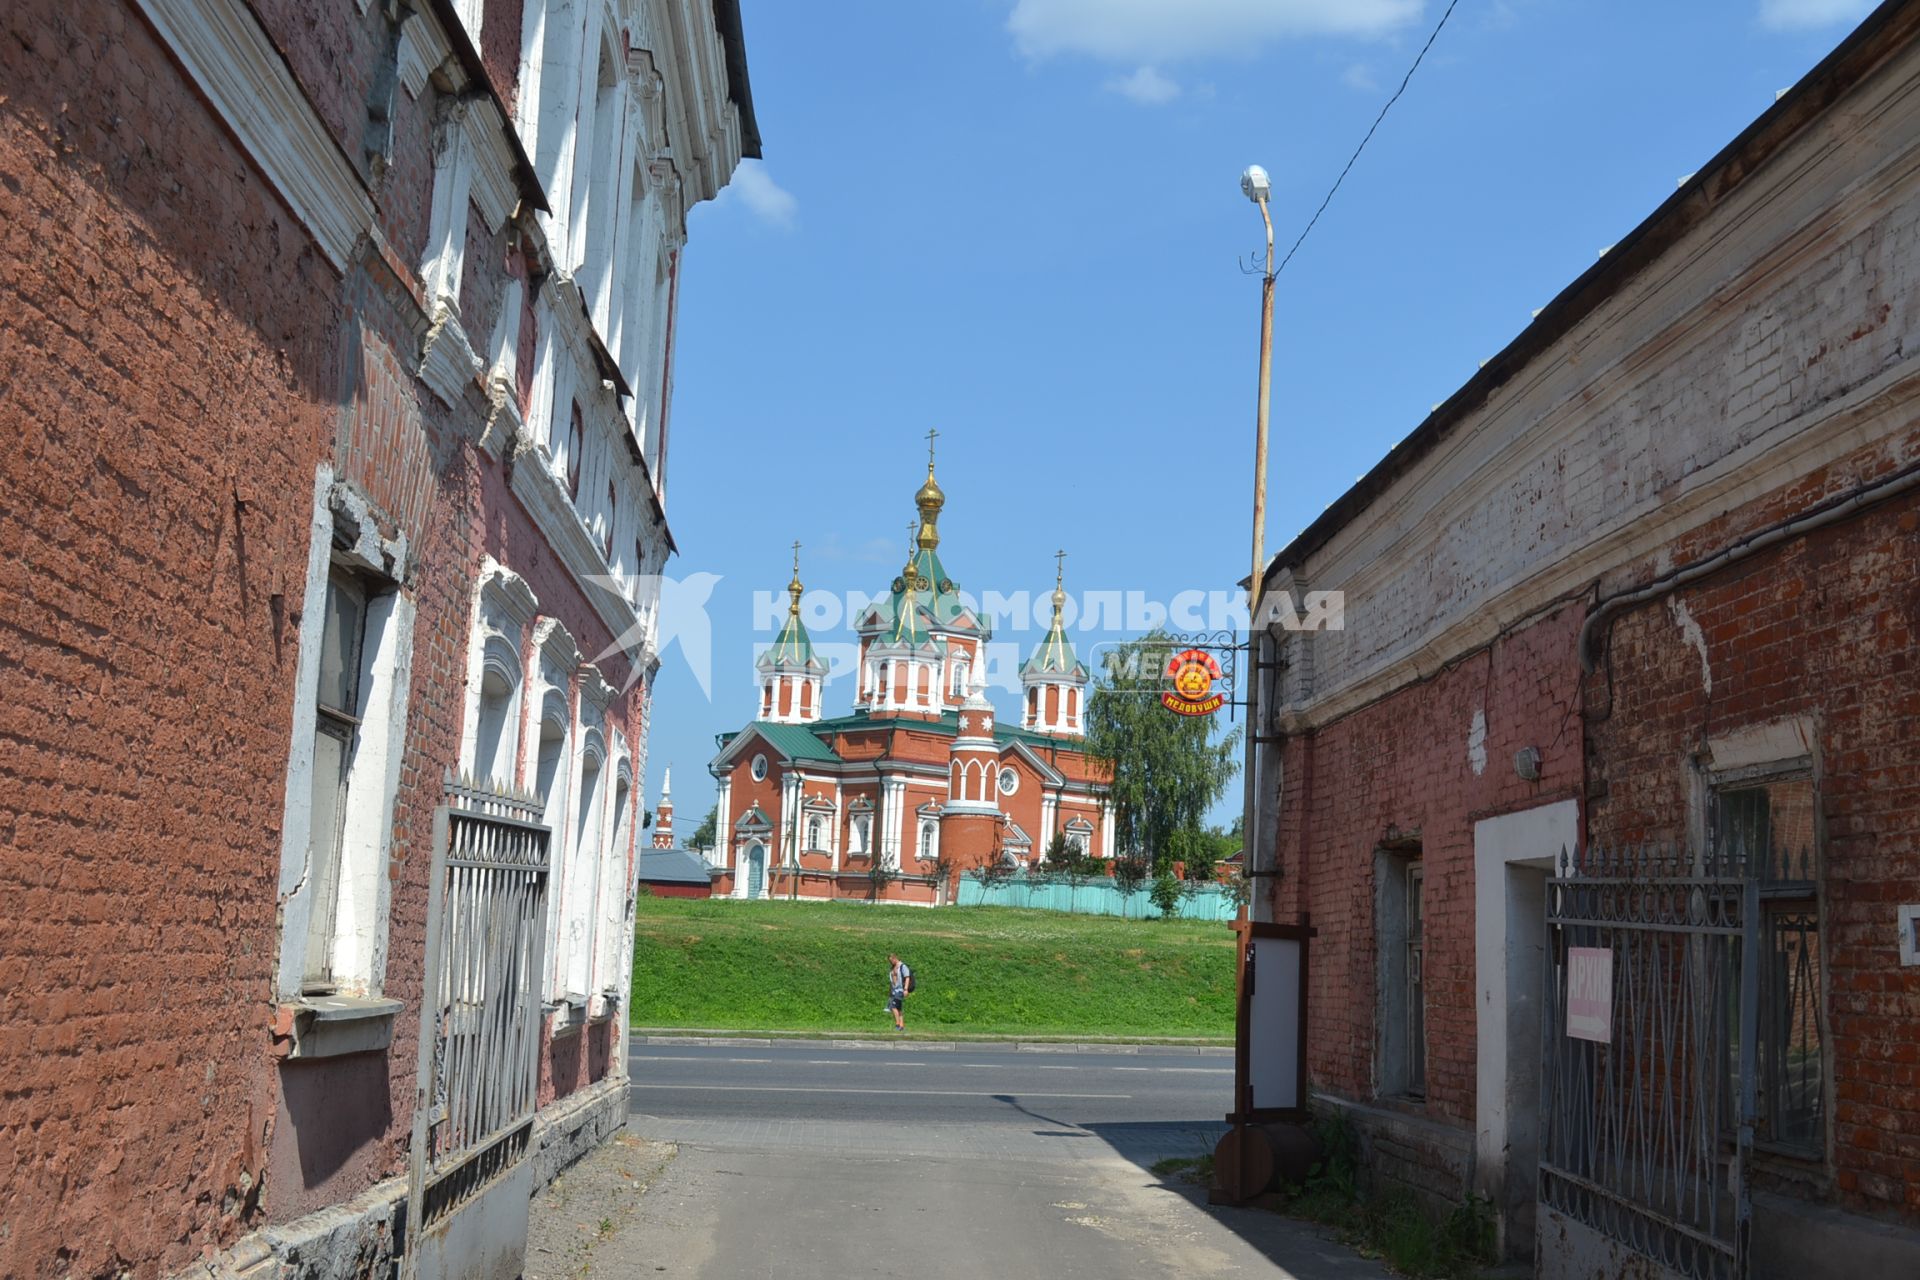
[628,896,1236,1040]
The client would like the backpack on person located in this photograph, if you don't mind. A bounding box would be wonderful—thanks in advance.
[901,962,916,995]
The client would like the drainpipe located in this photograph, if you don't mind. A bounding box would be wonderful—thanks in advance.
[1579,457,1920,670]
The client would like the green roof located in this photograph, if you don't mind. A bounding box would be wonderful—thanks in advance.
[855,546,994,645]
[749,720,841,762]
[804,707,1079,752]
[759,609,825,672]
[1021,614,1087,680]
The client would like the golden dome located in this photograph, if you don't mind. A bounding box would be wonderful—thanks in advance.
[916,465,945,513]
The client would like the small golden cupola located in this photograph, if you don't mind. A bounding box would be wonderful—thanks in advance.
[915,430,945,552]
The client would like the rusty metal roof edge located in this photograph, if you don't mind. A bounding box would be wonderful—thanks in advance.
[1253,0,1920,593]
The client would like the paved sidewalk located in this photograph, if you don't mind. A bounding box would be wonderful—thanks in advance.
[525,1126,1395,1279]
[524,1132,679,1279]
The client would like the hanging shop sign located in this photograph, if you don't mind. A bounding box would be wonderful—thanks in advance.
[1162,647,1226,716]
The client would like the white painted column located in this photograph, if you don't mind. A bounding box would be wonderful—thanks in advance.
[1101,800,1116,858]
[420,104,474,309]
[1473,799,1577,1243]
[713,775,732,870]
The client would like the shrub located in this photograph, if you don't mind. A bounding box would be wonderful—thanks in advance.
[1149,870,1184,918]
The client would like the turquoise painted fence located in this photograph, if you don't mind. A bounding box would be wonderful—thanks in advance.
[955,873,1241,921]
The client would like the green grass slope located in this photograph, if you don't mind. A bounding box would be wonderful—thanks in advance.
[629,896,1235,1040]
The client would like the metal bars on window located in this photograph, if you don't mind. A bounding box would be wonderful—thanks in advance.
[1540,840,1757,1280]
[404,774,552,1260]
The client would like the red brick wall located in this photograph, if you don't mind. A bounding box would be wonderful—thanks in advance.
[0,2,347,1270]
[1269,603,1586,1126]
[1584,477,1920,1219]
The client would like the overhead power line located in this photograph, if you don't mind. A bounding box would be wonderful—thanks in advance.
[1271,0,1463,281]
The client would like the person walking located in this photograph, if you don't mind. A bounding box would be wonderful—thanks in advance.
[886,953,910,1033]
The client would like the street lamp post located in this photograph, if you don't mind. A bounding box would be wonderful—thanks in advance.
[1240,164,1274,926]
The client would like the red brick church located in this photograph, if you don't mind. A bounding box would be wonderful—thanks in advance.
[707,455,1112,903]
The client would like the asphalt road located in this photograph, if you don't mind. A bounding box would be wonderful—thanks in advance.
[591,1040,1392,1280]
[627,1040,1233,1162]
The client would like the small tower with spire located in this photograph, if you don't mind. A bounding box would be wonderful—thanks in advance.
[756,543,826,723]
[1022,551,1089,736]
[652,767,676,849]
[938,665,1006,894]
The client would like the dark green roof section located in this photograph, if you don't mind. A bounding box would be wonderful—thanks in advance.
[855,546,994,642]
[800,707,1082,752]
[751,721,841,762]
[1021,616,1087,680]
[759,610,825,672]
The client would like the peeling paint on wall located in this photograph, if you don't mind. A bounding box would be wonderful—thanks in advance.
[1467,708,1489,776]
[1668,597,1712,694]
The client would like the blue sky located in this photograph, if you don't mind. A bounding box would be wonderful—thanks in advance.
[645,0,1877,834]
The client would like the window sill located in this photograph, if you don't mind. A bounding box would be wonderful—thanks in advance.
[547,994,588,1038]
[271,996,404,1060]
[589,990,621,1024]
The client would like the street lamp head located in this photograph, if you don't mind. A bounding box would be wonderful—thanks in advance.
[1240,164,1272,203]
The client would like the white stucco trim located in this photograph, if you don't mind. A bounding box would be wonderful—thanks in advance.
[271,468,415,1002]
[272,467,338,1001]
[1472,798,1578,1210]
[131,0,374,273]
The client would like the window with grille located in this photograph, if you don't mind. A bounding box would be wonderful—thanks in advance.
[1374,844,1427,1101]
[1714,773,1824,1157]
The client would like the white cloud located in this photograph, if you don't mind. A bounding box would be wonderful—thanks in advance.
[729,160,797,227]
[1342,62,1380,92]
[1757,0,1873,30]
[1008,0,1423,63]
[1106,65,1182,104]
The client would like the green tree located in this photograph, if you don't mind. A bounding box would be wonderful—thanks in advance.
[1222,866,1252,913]
[1149,869,1184,919]
[1042,831,1076,870]
[1112,851,1151,918]
[688,803,718,853]
[1085,630,1241,874]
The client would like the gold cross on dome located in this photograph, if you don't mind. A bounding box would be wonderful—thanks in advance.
[1054,548,1066,586]
[925,427,939,466]
[792,539,801,574]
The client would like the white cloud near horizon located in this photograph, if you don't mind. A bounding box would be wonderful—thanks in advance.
[1008,0,1423,63]
[730,160,797,227]
[1757,0,1873,29]
[1106,65,1182,104]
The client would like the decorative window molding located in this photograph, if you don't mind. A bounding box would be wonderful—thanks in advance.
[272,469,414,1007]
[420,300,484,407]
[397,5,451,98]
[465,96,520,234]
[132,0,374,273]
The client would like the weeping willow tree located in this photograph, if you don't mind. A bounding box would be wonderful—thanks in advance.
[1085,630,1241,874]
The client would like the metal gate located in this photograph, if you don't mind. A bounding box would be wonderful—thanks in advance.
[1539,841,1758,1280]
[402,775,552,1280]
